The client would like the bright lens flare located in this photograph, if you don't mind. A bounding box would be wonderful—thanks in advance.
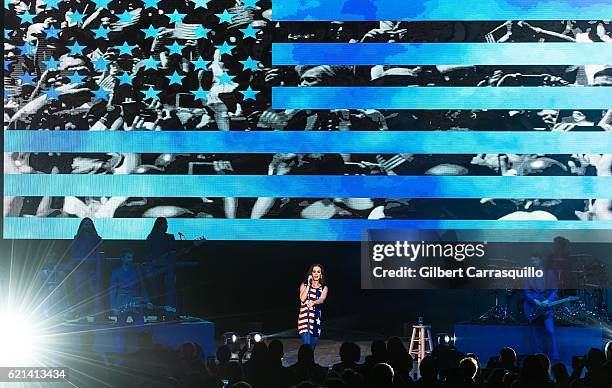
[0,312,39,366]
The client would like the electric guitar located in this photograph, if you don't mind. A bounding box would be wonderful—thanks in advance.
[524,296,579,322]
[144,236,206,267]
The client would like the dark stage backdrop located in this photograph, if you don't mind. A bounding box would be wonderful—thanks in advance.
[2,238,610,338]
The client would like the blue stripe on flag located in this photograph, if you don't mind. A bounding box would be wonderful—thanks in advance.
[4,217,612,240]
[272,0,612,21]
[4,174,612,198]
[273,43,612,66]
[272,87,612,110]
[5,131,612,154]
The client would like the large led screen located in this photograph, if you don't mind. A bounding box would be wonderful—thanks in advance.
[3,0,612,240]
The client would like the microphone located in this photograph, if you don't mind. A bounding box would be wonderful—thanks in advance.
[178,232,185,240]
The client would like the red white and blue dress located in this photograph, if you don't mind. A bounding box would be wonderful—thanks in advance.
[298,285,323,337]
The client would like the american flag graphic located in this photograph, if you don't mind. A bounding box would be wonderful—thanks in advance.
[3,0,612,240]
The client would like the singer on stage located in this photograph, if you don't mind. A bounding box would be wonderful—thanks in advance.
[298,264,328,349]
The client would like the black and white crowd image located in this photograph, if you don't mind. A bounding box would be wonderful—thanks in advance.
[4,0,612,222]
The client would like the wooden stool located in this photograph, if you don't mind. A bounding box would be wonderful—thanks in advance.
[408,317,434,379]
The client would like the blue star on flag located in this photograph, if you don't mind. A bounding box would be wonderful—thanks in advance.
[140,56,160,70]
[240,56,260,71]
[43,26,60,39]
[240,25,259,39]
[92,25,109,39]
[19,71,36,85]
[191,56,210,70]
[141,25,159,39]
[240,87,259,100]
[191,87,209,101]
[117,71,135,85]
[67,10,85,24]
[43,86,60,100]
[43,0,61,10]
[67,41,87,55]
[216,71,235,85]
[92,87,109,101]
[42,56,60,70]
[194,25,211,39]
[117,10,134,23]
[167,10,186,23]
[142,86,161,100]
[215,9,234,24]
[191,0,210,8]
[142,0,160,9]
[166,71,185,85]
[216,41,235,55]
[92,0,111,8]
[92,56,110,71]
[166,41,185,55]
[67,71,85,84]
[116,41,136,56]
[17,42,36,56]
[241,0,258,9]
[19,11,36,24]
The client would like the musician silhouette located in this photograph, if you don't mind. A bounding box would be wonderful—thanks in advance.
[143,217,177,310]
[523,252,559,361]
[38,253,69,319]
[109,249,150,325]
[70,218,102,318]
[549,236,574,289]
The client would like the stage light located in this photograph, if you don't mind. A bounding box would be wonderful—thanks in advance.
[246,332,265,353]
[436,333,455,347]
[0,311,40,366]
[223,331,241,355]
[251,332,263,343]
[223,332,239,345]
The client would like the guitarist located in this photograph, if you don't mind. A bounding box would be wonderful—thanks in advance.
[142,217,206,313]
[143,217,178,310]
[524,252,559,361]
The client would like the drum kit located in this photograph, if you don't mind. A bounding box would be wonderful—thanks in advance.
[477,255,610,325]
